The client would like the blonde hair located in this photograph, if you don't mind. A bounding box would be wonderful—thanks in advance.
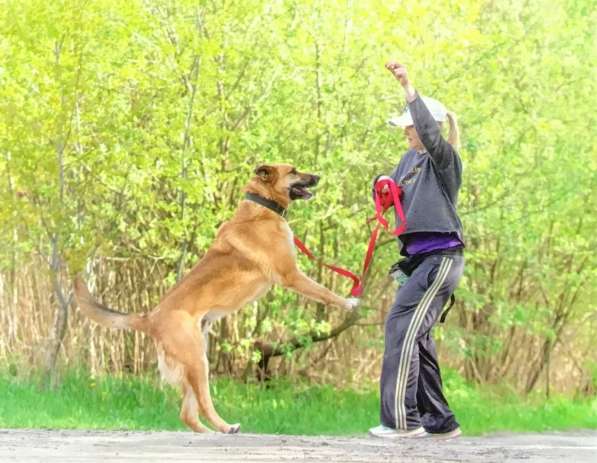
[446,111,460,149]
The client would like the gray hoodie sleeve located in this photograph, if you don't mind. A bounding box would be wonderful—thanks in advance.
[408,93,462,198]
[408,93,458,170]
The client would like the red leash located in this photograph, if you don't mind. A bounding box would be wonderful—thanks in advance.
[293,176,406,297]
[293,236,362,296]
[373,176,407,237]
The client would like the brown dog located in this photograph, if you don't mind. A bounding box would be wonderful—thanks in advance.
[74,164,359,433]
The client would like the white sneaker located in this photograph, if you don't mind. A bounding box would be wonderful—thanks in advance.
[369,424,428,439]
[426,427,462,440]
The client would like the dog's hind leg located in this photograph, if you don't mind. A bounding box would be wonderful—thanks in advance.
[160,312,239,434]
[185,349,240,434]
[180,378,211,433]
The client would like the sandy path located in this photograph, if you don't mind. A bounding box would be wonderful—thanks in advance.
[0,429,595,462]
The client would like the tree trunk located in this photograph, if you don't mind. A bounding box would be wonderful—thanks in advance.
[43,238,72,386]
[253,309,362,380]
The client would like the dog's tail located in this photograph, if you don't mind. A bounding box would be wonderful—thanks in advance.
[74,276,150,333]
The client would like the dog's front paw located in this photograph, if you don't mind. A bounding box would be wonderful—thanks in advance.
[344,297,361,310]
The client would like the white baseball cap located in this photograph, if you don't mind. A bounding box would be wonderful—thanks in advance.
[387,96,447,128]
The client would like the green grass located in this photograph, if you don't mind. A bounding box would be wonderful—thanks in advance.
[0,368,595,435]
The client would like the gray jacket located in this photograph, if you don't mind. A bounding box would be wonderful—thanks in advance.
[386,93,464,247]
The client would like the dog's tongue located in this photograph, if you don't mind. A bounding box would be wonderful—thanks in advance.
[291,185,313,200]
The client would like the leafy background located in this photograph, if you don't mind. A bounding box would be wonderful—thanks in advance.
[0,0,595,395]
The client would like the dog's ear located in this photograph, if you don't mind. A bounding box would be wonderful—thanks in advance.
[254,165,277,183]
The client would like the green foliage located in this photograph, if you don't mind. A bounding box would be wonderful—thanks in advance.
[0,0,595,390]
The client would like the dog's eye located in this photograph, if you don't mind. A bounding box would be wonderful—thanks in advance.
[290,169,298,175]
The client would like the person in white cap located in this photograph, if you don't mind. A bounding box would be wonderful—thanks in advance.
[368,62,464,440]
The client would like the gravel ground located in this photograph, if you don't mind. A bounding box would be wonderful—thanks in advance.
[0,429,595,462]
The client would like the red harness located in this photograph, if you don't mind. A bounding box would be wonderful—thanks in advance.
[293,176,406,297]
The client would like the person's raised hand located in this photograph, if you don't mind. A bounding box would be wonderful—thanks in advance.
[385,61,409,88]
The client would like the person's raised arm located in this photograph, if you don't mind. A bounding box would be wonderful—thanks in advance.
[385,61,457,169]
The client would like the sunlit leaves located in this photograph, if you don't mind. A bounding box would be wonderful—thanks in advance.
[0,0,594,386]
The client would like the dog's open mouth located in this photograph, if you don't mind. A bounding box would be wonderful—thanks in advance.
[290,183,314,200]
[289,175,319,200]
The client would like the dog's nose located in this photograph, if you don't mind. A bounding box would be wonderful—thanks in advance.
[311,175,320,185]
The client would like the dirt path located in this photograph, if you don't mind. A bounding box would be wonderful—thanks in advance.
[0,429,595,462]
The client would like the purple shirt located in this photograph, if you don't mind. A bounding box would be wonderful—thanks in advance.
[404,232,463,256]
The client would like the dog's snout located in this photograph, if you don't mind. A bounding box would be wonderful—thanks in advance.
[311,175,320,185]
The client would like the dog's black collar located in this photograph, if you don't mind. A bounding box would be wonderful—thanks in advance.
[244,192,287,218]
